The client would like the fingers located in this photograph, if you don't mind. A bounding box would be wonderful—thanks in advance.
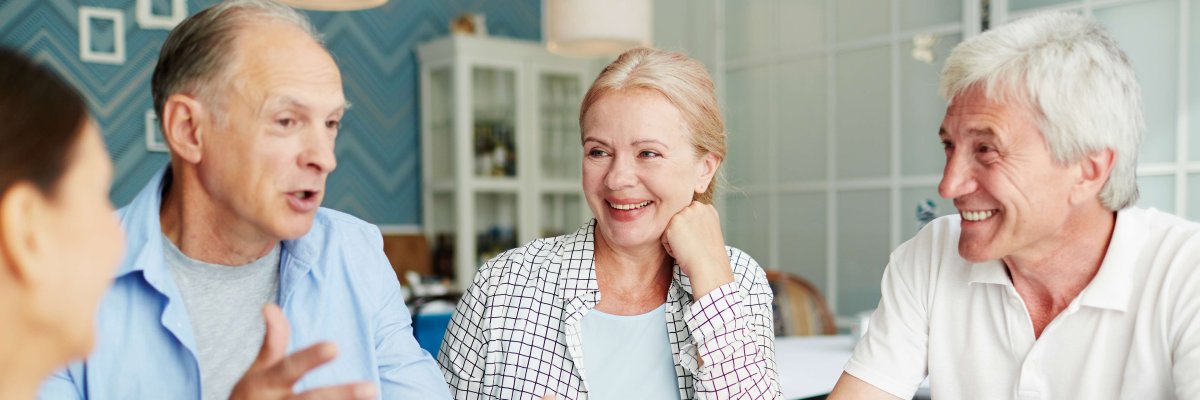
[661,231,675,258]
[251,304,290,372]
[290,382,377,400]
[540,395,558,400]
[267,342,339,387]
[233,307,352,400]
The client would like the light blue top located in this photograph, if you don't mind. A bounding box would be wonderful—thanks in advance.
[38,166,451,400]
[580,303,681,400]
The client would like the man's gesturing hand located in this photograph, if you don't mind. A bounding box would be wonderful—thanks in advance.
[229,304,377,400]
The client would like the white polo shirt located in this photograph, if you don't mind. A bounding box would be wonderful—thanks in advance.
[845,207,1200,399]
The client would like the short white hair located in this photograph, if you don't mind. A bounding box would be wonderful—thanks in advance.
[940,11,1144,210]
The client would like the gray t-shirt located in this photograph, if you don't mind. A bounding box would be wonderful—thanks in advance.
[164,236,281,400]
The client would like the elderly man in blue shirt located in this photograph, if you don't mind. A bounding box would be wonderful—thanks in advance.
[38,1,450,399]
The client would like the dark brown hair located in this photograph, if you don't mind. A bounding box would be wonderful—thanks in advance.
[0,48,88,198]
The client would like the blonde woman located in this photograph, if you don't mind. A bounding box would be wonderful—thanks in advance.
[439,48,779,400]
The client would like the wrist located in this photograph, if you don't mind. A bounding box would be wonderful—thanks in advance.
[688,261,734,300]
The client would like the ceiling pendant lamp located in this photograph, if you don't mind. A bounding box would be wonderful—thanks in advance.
[543,0,652,57]
[278,0,387,11]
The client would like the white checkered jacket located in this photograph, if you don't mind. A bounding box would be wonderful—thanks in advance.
[438,219,780,399]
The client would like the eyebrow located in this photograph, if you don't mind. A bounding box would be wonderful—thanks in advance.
[582,137,608,147]
[582,137,670,148]
[264,95,349,115]
[939,127,997,140]
[632,139,669,148]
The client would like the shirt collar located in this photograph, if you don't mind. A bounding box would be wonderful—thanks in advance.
[965,208,1144,312]
[113,165,318,283]
[1077,208,1145,312]
[556,219,695,299]
[114,165,171,279]
[559,219,600,299]
[967,258,1011,286]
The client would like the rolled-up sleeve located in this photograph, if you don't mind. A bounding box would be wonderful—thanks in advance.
[681,257,780,399]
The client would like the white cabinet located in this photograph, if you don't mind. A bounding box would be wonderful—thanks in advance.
[418,35,595,291]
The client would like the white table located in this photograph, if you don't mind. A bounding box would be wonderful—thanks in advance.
[776,335,930,399]
[776,335,857,399]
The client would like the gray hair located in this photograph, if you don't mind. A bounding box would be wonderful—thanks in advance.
[939,11,1144,211]
[151,0,323,124]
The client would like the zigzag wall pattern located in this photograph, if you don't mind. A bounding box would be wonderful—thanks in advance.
[0,0,541,226]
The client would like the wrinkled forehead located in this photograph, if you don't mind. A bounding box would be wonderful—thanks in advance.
[226,25,345,110]
[948,79,1041,116]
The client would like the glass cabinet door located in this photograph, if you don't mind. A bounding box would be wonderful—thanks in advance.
[539,72,584,179]
[428,68,455,181]
[541,193,586,238]
[427,191,457,280]
[475,192,519,265]
[472,67,518,178]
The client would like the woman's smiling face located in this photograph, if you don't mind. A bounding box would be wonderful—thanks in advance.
[581,89,718,252]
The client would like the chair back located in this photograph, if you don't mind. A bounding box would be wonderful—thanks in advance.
[765,270,836,336]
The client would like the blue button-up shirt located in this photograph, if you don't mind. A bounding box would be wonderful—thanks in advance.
[39,167,450,399]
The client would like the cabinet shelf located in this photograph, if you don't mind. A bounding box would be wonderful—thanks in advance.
[419,35,597,291]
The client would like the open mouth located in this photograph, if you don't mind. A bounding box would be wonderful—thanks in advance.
[608,200,652,210]
[291,190,317,200]
[960,209,997,222]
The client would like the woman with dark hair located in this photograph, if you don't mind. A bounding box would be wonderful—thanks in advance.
[0,48,124,398]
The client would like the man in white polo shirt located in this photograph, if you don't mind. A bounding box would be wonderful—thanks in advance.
[828,11,1200,400]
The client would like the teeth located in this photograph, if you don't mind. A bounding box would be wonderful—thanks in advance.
[961,210,996,221]
[295,191,311,200]
[609,200,651,210]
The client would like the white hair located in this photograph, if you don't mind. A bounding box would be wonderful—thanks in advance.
[939,11,1144,210]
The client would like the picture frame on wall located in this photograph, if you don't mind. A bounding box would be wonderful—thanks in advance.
[137,0,187,30]
[78,6,125,65]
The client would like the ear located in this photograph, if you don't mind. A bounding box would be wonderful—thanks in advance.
[0,182,50,286]
[1069,148,1115,206]
[694,152,722,194]
[161,94,208,165]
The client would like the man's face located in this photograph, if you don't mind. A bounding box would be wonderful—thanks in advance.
[937,86,1078,263]
[197,21,346,242]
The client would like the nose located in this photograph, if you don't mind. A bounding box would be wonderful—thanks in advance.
[604,154,637,191]
[938,151,976,200]
[301,129,337,174]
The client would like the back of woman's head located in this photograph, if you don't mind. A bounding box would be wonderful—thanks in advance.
[579,48,726,204]
[0,48,88,199]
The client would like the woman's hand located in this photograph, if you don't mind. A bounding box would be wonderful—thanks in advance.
[662,201,734,299]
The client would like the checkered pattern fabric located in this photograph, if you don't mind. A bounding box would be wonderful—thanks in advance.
[438,220,780,399]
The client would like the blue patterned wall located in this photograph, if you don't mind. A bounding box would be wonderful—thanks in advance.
[0,0,541,226]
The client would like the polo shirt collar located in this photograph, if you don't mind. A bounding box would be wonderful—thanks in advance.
[965,209,1142,312]
[1077,208,1144,312]
[968,258,1011,285]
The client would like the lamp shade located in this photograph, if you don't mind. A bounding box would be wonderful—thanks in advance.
[544,0,651,57]
[278,0,386,11]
